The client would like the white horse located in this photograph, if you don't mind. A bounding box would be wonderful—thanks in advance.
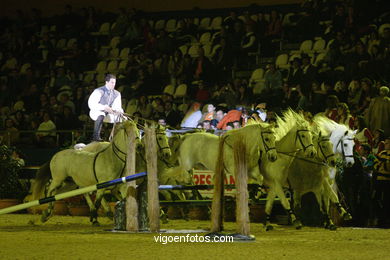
[260,109,316,230]
[312,115,356,223]
[287,127,339,229]
[177,123,278,183]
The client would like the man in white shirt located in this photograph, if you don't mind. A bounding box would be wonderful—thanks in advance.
[88,74,123,141]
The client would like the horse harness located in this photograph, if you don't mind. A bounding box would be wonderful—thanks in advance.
[295,129,314,152]
[317,137,335,163]
[92,127,129,183]
[260,130,276,154]
[336,136,354,160]
[290,137,334,167]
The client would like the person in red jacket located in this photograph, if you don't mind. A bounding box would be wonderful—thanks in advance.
[217,109,242,130]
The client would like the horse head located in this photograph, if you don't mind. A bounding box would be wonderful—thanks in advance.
[312,115,356,168]
[314,131,337,167]
[295,120,316,158]
[155,124,172,159]
[121,120,143,150]
[167,134,182,164]
[333,129,355,167]
[260,124,277,162]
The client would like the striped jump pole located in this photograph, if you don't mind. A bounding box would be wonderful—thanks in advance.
[0,172,147,215]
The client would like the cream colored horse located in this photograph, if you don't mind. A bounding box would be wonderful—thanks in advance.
[260,110,316,230]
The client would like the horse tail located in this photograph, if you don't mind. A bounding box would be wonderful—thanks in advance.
[211,135,226,232]
[32,161,52,200]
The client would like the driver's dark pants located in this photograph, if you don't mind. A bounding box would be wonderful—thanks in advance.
[92,115,105,141]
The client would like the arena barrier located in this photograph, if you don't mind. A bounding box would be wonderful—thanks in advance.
[0,172,147,215]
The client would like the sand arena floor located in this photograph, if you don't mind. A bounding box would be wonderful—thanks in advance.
[1,214,390,260]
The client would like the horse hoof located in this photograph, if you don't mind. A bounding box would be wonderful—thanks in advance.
[265,225,274,231]
[328,224,337,231]
[343,213,352,221]
[40,215,48,223]
[92,221,100,226]
[41,211,50,223]
[293,220,303,230]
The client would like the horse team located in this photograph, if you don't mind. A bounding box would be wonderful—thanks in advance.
[32,109,356,230]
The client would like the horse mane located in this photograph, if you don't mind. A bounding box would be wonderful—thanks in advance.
[275,109,309,141]
[313,115,352,139]
[224,121,274,141]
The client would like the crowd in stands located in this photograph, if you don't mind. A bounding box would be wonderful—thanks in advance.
[0,1,388,149]
[0,0,389,227]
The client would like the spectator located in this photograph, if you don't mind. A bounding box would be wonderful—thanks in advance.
[223,11,242,33]
[202,120,212,130]
[213,38,233,81]
[201,104,216,122]
[373,129,386,155]
[264,63,283,106]
[180,102,202,128]
[233,120,241,129]
[301,54,317,93]
[58,92,75,114]
[155,30,174,55]
[324,95,339,121]
[240,24,258,68]
[217,109,242,130]
[372,137,390,228]
[36,111,56,147]
[296,85,311,111]
[164,101,181,128]
[193,47,213,83]
[366,86,390,137]
[2,118,20,145]
[136,95,153,119]
[168,49,184,87]
[354,115,374,149]
[336,102,354,128]
[194,81,210,102]
[157,117,167,127]
[287,57,303,90]
[225,122,234,130]
[251,102,267,122]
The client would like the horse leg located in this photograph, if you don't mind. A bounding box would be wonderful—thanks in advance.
[264,188,276,231]
[41,180,62,223]
[84,193,108,223]
[100,197,114,220]
[274,185,302,229]
[90,189,105,225]
[292,191,302,212]
[321,194,337,230]
[324,179,352,221]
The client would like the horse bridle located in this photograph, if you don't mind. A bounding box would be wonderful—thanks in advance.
[155,129,170,154]
[260,131,276,153]
[336,136,354,160]
[317,137,335,162]
[111,124,130,163]
[295,129,314,152]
